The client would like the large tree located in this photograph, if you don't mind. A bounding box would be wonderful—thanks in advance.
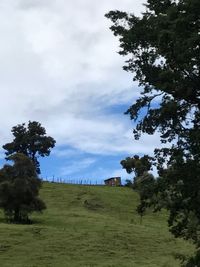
[106,0,200,263]
[0,153,46,223]
[3,121,56,174]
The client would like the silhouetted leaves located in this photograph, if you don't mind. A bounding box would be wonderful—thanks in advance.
[3,121,56,174]
[107,0,200,264]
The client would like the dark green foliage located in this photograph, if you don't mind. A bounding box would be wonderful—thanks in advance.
[106,0,200,264]
[135,173,156,216]
[121,155,155,216]
[0,153,46,223]
[121,154,152,177]
[184,249,200,267]
[3,121,56,174]
[124,179,134,188]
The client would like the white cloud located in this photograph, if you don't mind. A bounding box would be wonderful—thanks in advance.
[51,148,81,158]
[0,0,157,160]
[59,158,96,176]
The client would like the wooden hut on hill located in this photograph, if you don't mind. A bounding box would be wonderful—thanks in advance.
[104,177,121,186]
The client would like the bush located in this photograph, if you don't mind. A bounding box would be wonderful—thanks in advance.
[0,153,46,223]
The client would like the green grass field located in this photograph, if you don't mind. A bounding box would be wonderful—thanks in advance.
[0,183,195,267]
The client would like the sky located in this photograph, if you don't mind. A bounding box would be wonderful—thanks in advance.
[0,0,161,183]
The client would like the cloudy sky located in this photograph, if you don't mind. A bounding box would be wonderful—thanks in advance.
[0,0,160,183]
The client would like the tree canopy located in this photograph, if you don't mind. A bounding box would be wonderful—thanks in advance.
[121,155,152,177]
[106,0,200,263]
[3,121,56,174]
[0,153,46,223]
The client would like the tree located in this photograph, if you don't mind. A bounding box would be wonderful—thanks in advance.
[121,155,152,176]
[106,0,200,263]
[0,153,46,223]
[120,154,153,186]
[3,121,56,174]
[121,155,155,217]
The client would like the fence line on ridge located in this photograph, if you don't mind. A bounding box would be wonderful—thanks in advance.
[41,176,105,186]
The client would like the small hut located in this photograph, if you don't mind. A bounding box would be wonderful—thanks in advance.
[104,177,121,186]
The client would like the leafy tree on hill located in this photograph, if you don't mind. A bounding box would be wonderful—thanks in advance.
[120,154,153,185]
[121,155,155,216]
[106,0,200,264]
[121,155,152,176]
[0,153,46,223]
[3,121,56,174]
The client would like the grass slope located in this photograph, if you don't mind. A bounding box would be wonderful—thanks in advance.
[0,183,194,267]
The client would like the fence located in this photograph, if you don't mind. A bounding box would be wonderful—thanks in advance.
[41,176,105,186]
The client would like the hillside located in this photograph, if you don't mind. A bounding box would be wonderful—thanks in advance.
[0,183,194,267]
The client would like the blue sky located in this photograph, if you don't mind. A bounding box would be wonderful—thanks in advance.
[0,0,161,183]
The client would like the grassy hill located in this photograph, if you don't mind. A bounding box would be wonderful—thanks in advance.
[0,182,194,267]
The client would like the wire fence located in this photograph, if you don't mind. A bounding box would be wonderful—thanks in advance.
[41,176,105,186]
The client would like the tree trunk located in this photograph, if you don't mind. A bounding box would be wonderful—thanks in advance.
[14,208,20,222]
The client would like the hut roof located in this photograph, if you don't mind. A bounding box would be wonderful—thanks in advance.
[104,177,121,182]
